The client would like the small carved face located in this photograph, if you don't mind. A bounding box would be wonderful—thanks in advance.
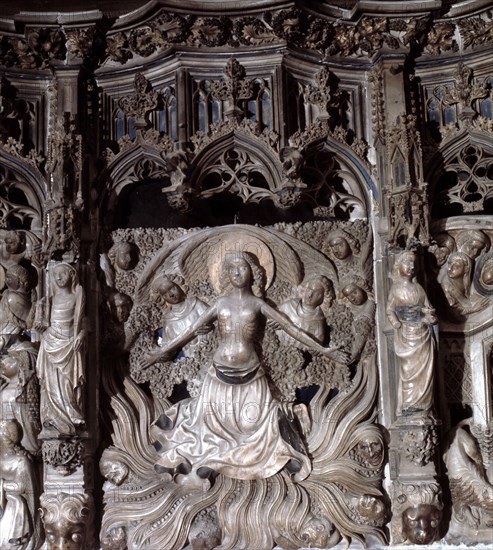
[115,243,138,271]
[101,527,126,550]
[227,257,251,289]
[0,354,19,379]
[433,245,452,267]
[101,460,128,486]
[447,257,466,279]
[480,259,493,286]
[4,231,23,254]
[302,280,325,308]
[460,238,485,260]
[342,283,367,306]
[402,504,441,545]
[53,265,73,289]
[191,533,221,550]
[158,281,185,305]
[300,517,329,547]
[398,255,415,279]
[356,495,386,525]
[110,294,132,323]
[328,237,351,260]
[357,436,383,466]
[5,269,20,290]
[44,520,85,550]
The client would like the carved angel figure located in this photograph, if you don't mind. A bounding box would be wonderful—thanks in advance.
[0,420,40,550]
[386,251,436,416]
[36,263,86,436]
[145,252,342,486]
[278,274,334,345]
[340,277,375,363]
[149,275,209,359]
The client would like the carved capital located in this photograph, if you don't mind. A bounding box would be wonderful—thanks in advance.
[42,438,84,475]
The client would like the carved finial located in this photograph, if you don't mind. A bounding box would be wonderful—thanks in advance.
[118,73,159,130]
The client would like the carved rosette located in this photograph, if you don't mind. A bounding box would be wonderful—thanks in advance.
[42,439,84,476]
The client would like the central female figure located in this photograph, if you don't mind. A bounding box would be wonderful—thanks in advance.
[145,252,340,484]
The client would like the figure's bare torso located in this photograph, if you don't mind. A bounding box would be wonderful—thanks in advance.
[214,295,260,373]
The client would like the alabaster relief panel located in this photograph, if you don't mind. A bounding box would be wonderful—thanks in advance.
[98,220,385,549]
[429,226,493,323]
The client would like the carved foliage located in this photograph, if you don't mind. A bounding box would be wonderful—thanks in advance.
[42,439,84,476]
[401,425,438,466]
[0,27,66,69]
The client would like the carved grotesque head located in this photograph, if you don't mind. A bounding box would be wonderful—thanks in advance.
[109,242,139,271]
[189,511,221,550]
[402,504,441,545]
[108,292,133,323]
[101,526,127,550]
[356,435,383,467]
[355,494,386,526]
[40,493,91,550]
[100,456,129,486]
[300,516,331,548]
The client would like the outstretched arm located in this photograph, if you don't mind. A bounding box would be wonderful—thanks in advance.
[140,304,217,368]
[260,301,347,362]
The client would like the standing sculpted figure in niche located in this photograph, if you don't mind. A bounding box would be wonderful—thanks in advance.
[36,263,86,436]
[143,252,342,486]
[386,251,437,416]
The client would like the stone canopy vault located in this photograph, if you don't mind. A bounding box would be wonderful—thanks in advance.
[0,0,492,548]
